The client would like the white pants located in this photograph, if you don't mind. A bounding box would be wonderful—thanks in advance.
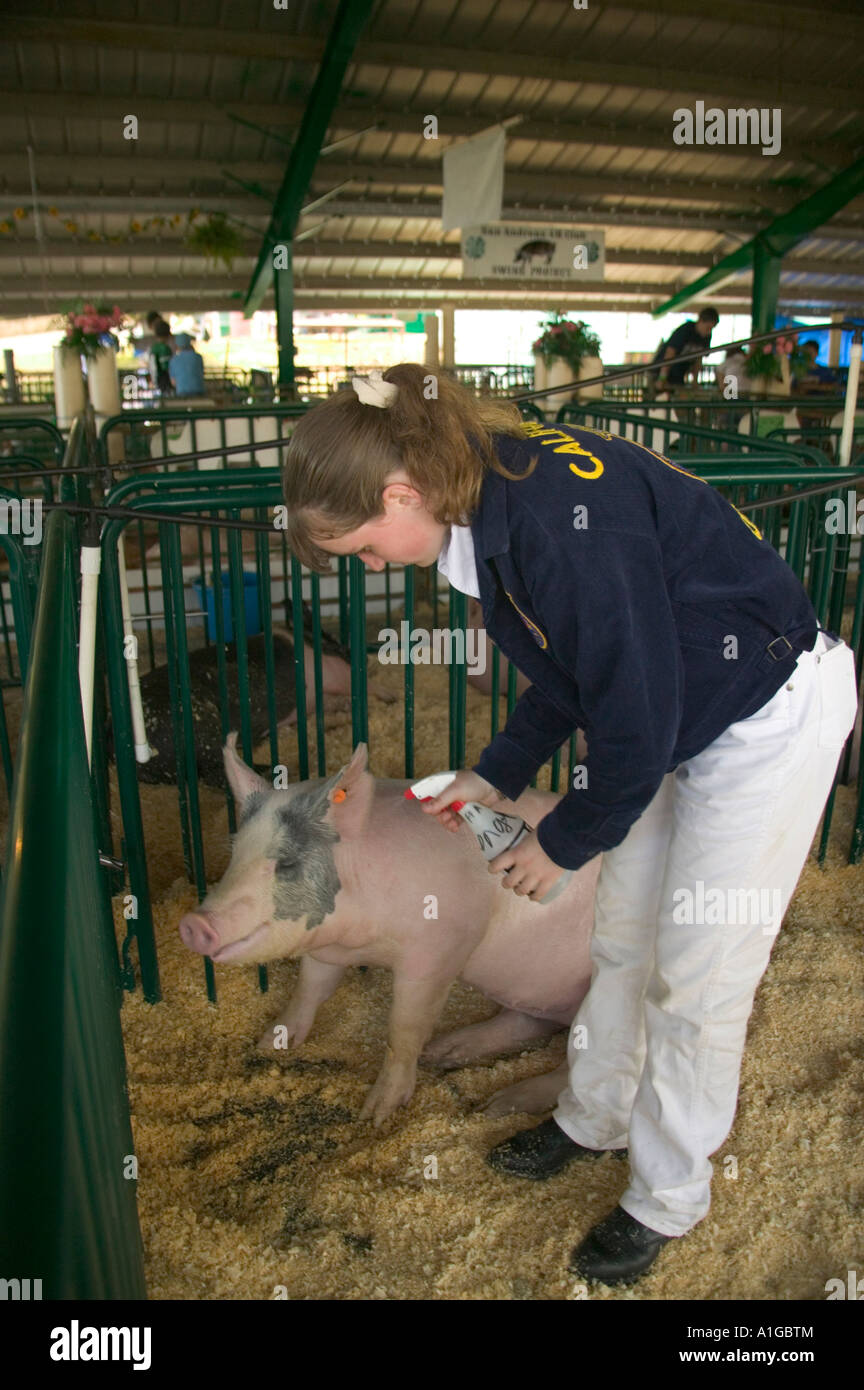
[554,632,860,1237]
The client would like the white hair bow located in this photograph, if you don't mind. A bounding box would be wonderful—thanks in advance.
[351,369,398,407]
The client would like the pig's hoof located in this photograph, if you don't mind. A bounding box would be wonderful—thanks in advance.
[420,1037,473,1070]
[481,1070,566,1117]
[369,682,398,705]
[358,1071,416,1126]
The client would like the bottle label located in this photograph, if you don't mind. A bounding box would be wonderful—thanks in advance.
[459,804,528,860]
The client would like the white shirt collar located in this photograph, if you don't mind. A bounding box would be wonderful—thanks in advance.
[436,524,481,599]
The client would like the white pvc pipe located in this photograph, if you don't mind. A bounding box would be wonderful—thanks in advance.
[78,546,101,771]
[117,534,153,765]
[838,335,862,468]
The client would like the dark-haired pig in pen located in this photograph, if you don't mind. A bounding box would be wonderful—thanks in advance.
[106,597,530,788]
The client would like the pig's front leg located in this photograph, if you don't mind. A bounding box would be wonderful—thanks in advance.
[359,971,455,1127]
[257,955,347,1053]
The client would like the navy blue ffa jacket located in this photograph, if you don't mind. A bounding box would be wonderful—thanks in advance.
[469,421,819,872]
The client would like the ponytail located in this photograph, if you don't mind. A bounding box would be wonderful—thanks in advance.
[280,363,536,573]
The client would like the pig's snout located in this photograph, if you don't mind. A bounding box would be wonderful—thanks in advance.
[179,911,221,955]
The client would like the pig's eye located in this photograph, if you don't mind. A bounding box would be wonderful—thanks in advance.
[276,855,300,878]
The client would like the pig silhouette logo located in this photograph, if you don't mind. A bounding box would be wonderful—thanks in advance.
[514,239,555,266]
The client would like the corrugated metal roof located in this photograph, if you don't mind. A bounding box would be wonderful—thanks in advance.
[0,0,862,317]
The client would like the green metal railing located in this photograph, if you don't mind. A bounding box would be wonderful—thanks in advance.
[0,417,65,469]
[555,400,831,466]
[3,399,861,1008]
[0,421,80,805]
[764,422,864,462]
[0,506,146,1299]
[98,403,309,473]
[93,455,862,1005]
[98,465,527,1002]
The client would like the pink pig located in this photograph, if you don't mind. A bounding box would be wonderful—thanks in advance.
[179,733,598,1125]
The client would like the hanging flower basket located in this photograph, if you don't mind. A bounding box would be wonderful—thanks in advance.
[184,213,244,270]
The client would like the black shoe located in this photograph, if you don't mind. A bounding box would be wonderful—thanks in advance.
[487,1117,628,1180]
[568,1205,673,1285]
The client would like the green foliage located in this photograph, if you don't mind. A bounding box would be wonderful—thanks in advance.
[743,335,810,383]
[743,344,783,382]
[185,214,244,270]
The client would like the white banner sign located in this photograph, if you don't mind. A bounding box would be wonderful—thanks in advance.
[461,224,605,281]
[442,127,505,232]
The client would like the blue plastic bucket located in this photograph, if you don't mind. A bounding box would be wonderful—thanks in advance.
[192,570,262,643]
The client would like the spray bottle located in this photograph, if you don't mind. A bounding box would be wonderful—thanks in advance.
[404,771,572,905]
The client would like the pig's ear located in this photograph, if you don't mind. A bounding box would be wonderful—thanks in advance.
[321,743,373,839]
[324,742,368,800]
[223,730,271,805]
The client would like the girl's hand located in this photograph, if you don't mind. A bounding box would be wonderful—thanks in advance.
[421,771,500,833]
[489,830,564,902]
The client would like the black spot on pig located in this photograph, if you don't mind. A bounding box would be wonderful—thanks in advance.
[238,790,267,827]
[270,787,341,929]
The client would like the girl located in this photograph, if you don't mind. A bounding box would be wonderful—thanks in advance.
[281,363,859,1287]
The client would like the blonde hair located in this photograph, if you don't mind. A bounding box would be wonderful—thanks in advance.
[280,363,537,573]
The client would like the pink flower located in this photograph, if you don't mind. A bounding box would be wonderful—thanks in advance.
[551,325,564,334]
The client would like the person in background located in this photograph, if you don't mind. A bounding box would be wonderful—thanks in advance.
[714,343,747,396]
[650,307,719,393]
[168,331,206,397]
[149,320,174,394]
[714,343,749,437]
[144,309,173,345]
[794,340,839,396]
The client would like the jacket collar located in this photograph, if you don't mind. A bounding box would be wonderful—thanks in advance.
[471,442,512,561]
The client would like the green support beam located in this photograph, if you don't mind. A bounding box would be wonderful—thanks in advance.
[751,234,782,335]
[652,155,864,318]
[242,0,375,317]
[274,253,295,389]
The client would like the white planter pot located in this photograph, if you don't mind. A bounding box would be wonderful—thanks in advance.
[86,344,122,419]
[577,355,604,399]
[53,345,86,428]
[765,355,792,397]
[86,345,125,464]
[543,357,579,414]
[532,353,547,398]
